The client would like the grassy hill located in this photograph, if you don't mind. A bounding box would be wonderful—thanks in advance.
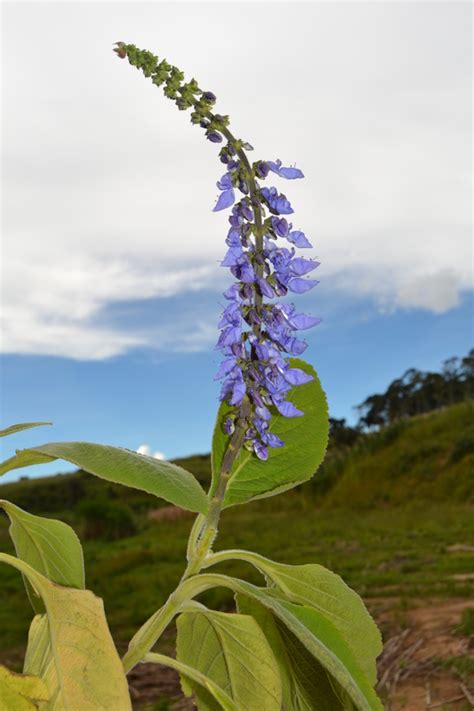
[1,401,472,518]
[315,400,474,507]
[0,402,472,663]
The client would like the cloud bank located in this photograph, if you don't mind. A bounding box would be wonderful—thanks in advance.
[2,2,471,359]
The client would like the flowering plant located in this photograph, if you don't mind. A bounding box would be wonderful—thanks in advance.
[0,44,383,710]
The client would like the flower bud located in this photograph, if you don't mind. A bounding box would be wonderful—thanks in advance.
[202,91,217,104]
[207,131,223,143]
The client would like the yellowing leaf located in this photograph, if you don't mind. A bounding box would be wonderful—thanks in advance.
[0,553,131,710]
[0,664,49,710]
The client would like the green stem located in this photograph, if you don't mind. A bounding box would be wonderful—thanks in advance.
[123,405,250,673]
[183,398,250,578]
[121,99,262,673]
[122,590,182,673]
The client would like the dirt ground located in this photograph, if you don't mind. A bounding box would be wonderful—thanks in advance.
[127,598,474,710]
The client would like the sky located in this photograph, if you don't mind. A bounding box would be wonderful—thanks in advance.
[1,1,472,482]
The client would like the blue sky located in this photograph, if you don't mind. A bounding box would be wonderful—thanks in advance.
[2,290,472,482]
[1,2,472,481]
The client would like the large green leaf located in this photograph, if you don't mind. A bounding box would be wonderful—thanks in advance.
[237,595,355,710]
[211,359,329,507]
[176,610,282,710]
[0,553,132,710]
[205,550,381,684]
[0,422,51,439]
[144,653,238,711]
[0,500,85,613]
[179,574,382,711]
[0,441,209,514]
[0,664,49,710]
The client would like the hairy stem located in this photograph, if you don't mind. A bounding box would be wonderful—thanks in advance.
[183,397,250,577]
[122,402,249,672]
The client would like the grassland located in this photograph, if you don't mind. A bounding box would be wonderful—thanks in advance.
[0,402,472,703]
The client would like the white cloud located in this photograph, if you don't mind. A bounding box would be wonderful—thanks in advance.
[1,2,471,359]
[396,269,462,314]
[136,444,165,461]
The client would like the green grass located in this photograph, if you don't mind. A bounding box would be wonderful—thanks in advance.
[320,401,474,507]
[455,607,474,636]
[0,501,472,657]
[0,402,473,661]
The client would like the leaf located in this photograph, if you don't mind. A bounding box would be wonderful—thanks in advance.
[0,450,56,477]
[0,553,132,710]
[211,359,329,507]
[176,610,282,711]
[0,422,52,439]
[23,616,59,706]
[0,499,85,613]
[207,550,382,684]
[0,664,49,710]
[237,596,355,711]
[180,574,382,711]
[0,441,209,514]
[144,653,238,711]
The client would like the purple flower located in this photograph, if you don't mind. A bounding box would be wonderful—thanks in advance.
[214,172,236,212]
[275,400,304,418]
[286,230,313,248]
[284,367,314,386]
[267,159,304,180]
[260,187,294,215]
[213,152,321,458]
[202,91,217,103]
[290,258,320,277]
[288,278,319,294]
[255,161,270,179]
[253,440,268,460]
[214,189,235,212]
[207,130,223,143]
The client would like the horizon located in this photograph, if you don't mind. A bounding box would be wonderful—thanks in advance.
[1,2,472,482]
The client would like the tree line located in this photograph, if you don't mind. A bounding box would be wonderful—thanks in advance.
[330,348,473,443]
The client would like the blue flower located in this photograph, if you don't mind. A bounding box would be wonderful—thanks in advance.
[267,159,304,179]
[214,151,321,458]
[288,278,319,294]
[213,172,236,211]
[286,230,312,248]
[260,187,294,215]
[207,130,223,143]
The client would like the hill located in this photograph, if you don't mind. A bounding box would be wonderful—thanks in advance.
[1,401,472,517]
[0,403,472,709]
[315,400,474,508]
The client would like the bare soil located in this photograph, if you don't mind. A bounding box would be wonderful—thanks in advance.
[128,598,474,710]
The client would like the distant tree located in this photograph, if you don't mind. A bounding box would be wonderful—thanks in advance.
[355,393,387,430]
[355,348,473,431]
[329,417,360,448]
[442,356,461,405]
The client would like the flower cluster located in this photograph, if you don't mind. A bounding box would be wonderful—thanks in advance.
[214,156,321,460]
[115,42,321,460]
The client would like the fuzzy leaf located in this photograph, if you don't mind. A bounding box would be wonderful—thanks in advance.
[0,422,52,439]
[180,574,382,711]
[0,553,131,710]
[212,359,329,507]
[144,653,238,710]
[208,550,381,684]
[0,499,85,613]
[176,610,282,710]
[0,441,209,513]
[237,595,356,710]
[0,665,49,710]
